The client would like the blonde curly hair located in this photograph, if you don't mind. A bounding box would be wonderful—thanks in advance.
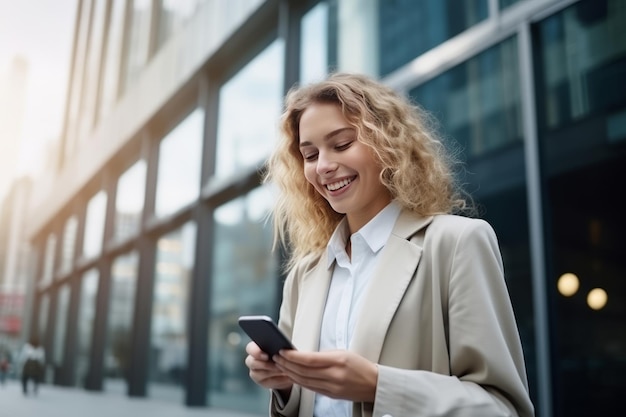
[264,72,469,269]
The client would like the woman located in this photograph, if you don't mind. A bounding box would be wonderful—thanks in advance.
[20,336,45,395]
[244,72,534,417]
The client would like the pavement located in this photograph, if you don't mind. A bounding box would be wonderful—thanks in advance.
[0,378,264,417]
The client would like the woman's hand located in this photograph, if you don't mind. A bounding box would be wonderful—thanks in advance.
[273,349,378,402]
[244,341,293,392]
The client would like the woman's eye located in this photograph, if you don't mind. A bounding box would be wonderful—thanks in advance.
[335,142,352,151]
[303,152,318,161]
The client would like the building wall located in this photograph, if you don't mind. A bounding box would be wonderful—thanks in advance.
[21,0,626,416]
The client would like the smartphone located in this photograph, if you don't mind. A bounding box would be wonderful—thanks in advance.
[238,315,295,359]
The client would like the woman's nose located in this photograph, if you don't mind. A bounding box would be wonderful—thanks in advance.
[316,152,337,175]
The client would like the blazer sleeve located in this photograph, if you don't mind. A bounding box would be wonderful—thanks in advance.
[373,218,534,417]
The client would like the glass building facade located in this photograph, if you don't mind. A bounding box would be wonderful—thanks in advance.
[22,0,625,416]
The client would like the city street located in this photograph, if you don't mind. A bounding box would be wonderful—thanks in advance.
[0,379,260,417]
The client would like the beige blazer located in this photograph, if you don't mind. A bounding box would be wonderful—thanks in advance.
[271,210,535,417]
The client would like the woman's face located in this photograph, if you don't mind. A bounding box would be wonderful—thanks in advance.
[298,102,391,233]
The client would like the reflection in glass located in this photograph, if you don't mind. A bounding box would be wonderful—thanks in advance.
[53,284,71,366]
[155,108,204,217]
[586,288,608,310]
[557,272,580,297]
[115,160,146,242]
[75,269,99,387]
[208,186,278,412]
[60,217,78,275]
[410,36,521,158]
[215,39,284,178]
[99,0,126,122]
[536,0,626,130]
[83,191,107,259]
[148,222,196,401]
[300,2,329,83]
[378,0,489,76]
[105,251,139,394]
[40,234,56,287]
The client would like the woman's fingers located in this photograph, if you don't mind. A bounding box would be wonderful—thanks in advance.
[274,350,377,402]
[245,341,269,361]
[244,341,293,391]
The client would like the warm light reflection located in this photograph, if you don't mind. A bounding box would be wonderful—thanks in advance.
[557,272,580,296]
[587,288,608,310]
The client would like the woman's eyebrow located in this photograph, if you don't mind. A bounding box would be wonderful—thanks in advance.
[299,127,354,147]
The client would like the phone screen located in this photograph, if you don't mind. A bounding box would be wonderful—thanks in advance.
[238,315,295,358]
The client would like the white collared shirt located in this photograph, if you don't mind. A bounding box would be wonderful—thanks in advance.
[313,200,402,417]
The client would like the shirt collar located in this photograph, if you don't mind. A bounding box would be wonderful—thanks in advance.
[326,200,402,268]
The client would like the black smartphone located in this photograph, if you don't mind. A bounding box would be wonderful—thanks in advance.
[238,315,295,359]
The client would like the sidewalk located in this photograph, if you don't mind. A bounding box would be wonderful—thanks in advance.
[0,379,263,417]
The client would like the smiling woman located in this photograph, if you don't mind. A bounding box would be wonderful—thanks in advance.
[298,102,391,233]
[243,72,535,417]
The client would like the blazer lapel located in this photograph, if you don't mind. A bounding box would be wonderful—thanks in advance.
[293,251,332,352]
[291,251,332,417]
[350,211,432,362]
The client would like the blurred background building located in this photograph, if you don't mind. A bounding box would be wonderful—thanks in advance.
[0,0,624,416]
[0,54,31,375]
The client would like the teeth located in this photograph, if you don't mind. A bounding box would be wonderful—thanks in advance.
[326,178,352,191]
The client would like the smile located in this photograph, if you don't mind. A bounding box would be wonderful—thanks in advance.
[326,177,354,191]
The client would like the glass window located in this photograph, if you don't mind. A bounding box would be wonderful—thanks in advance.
[545,161,625,417]
[115,160,146,242]
[83,191,107,259]
[156,0,198,50]
[38,294,50,353]
[78,0,107,134]
[99,0,126,122]
[60,216,78,275]
[123,0,153,94]
[536,0,626,130]
[410,35,522,158]
[500,0,523,9]
[214,39,285,178]
[535,2,626,415]
[207,185,279,412]
[378,0,489,76]
[300,2,329,83]
[40,234,56,287]
[148,222,196,401]
[65,0,94,159]
[105,251,139,394]
[155,108,204,217]
[53,284,71,367]
[75,269,99,387]
[546,159,626,417]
